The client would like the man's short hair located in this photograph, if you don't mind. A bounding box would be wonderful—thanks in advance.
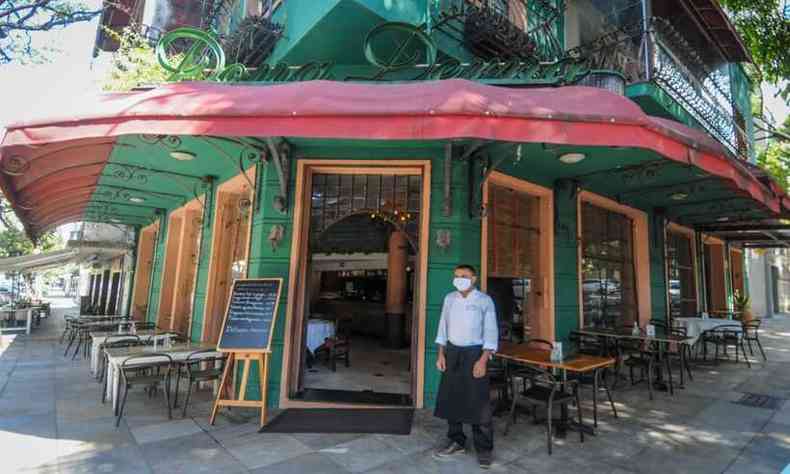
[455,264,477,275]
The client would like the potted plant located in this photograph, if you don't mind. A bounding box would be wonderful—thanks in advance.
[734,290,752,322]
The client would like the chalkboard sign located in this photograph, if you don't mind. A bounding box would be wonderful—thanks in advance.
[217,278,282,352]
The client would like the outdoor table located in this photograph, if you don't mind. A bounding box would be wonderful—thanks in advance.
[105,342,218,412]
[576,327,695,391]
[306,319,335,353]
[496,341,615,436]
[0,308,34,335]
[673,317,743,345]
[89,330,174,375]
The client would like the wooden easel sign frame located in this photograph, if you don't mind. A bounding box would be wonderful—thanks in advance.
[210,278,282,428]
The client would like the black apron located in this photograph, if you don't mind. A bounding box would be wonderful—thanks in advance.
[434,343,491,425]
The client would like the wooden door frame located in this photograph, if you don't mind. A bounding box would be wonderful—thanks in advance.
[130,222,159,321]
[167,198,204,335]
[200,168,256,343]
[577,191,651,327]
[280,159,431,409]
[480,171,555,342]
[666,222,700,317]
[701,234,728,312]
[155,210,184,330]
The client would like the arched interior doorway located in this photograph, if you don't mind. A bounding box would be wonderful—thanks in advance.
[293,171,422,406]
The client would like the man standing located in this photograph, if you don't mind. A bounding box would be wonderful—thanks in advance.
[434,264,498,469]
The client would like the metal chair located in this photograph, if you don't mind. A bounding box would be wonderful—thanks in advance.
[173,350,227,417]
[504,364,584,455]
[116,353,173,427]
[99,336,143,403]
[701,324,751,368]
[135,321,157,331]
[665,326,693,386]
[568,331,618,427]
[743,319,767,361]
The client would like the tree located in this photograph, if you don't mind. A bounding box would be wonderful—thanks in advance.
[0,0,103,64]
[0,193,62,256]
[101,27,174,91]
[756,115,790,192]
[718,0,790,101]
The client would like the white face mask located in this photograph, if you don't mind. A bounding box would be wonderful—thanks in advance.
[453,277,473,292]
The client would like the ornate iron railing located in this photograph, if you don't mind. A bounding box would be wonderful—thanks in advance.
[567,16,751,161]
[430,0,564,61]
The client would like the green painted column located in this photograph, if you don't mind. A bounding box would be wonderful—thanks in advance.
[189,180,217,342]
[553,181,579,344]
[648,211,668,322]
[242,160,292,407]
[146,211,169,324]
[423,152,482,407]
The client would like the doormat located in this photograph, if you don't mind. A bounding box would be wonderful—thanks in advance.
[259,408,414,434]
[299,388,412,406]
[734,392,785,410]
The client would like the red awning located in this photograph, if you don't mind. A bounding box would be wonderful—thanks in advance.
[1,79,786,235]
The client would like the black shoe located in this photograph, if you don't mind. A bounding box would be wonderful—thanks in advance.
[478,451,492,469]
[434,441,465,459]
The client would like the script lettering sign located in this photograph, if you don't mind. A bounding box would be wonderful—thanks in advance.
[156,23,589,86]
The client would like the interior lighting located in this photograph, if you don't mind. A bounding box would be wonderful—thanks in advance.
[558,152,586,164]
[669,192,689,201]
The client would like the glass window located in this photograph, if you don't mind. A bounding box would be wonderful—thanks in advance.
[667,230,697,318]
[581,202,637,328]
[487,183,540,341]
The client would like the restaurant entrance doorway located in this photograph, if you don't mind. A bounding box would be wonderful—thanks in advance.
[285,163,429,407]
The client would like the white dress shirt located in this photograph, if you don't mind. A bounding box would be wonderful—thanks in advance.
[435,289,498,352]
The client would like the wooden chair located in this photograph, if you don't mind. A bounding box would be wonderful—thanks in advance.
[315,317,351,372]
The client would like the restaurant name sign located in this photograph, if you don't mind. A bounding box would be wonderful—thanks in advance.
[156,23,590,86]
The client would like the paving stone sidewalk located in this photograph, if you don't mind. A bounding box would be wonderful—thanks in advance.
[2,301,790,473]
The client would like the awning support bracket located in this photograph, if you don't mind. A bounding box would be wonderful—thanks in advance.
[457,141,512,218]
[265,138,291,215]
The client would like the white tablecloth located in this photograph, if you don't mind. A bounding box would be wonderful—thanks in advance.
[306,320,335,353]
[90,332,173,375]
[1,309,33,335]
[105,344,220,411]
[673,318,743,344]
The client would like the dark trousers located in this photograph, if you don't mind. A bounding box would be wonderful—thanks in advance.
[448,420,494,453]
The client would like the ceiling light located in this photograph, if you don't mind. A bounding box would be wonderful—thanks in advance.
[129,197,145,203]
[558,152,586,164]
[669,192,689,201]
[717,216,730,222]
[169,150,196,161]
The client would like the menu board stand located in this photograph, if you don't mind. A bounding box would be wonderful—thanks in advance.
[210,351,270,428]
[209,278,282,428]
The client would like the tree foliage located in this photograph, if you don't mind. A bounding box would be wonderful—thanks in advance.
[756,115,790,192]
[0,0,103,64]
[101,27,174,91]
[0,194,63,257]
[718,0,790,100]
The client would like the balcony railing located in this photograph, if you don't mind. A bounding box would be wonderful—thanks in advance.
[567,17,751,161]
[431,0,564,62]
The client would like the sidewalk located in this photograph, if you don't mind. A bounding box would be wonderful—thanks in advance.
[1,306,790,473]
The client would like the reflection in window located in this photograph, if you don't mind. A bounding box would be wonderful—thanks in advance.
[581,202,637,328]
[667,231,697,318]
